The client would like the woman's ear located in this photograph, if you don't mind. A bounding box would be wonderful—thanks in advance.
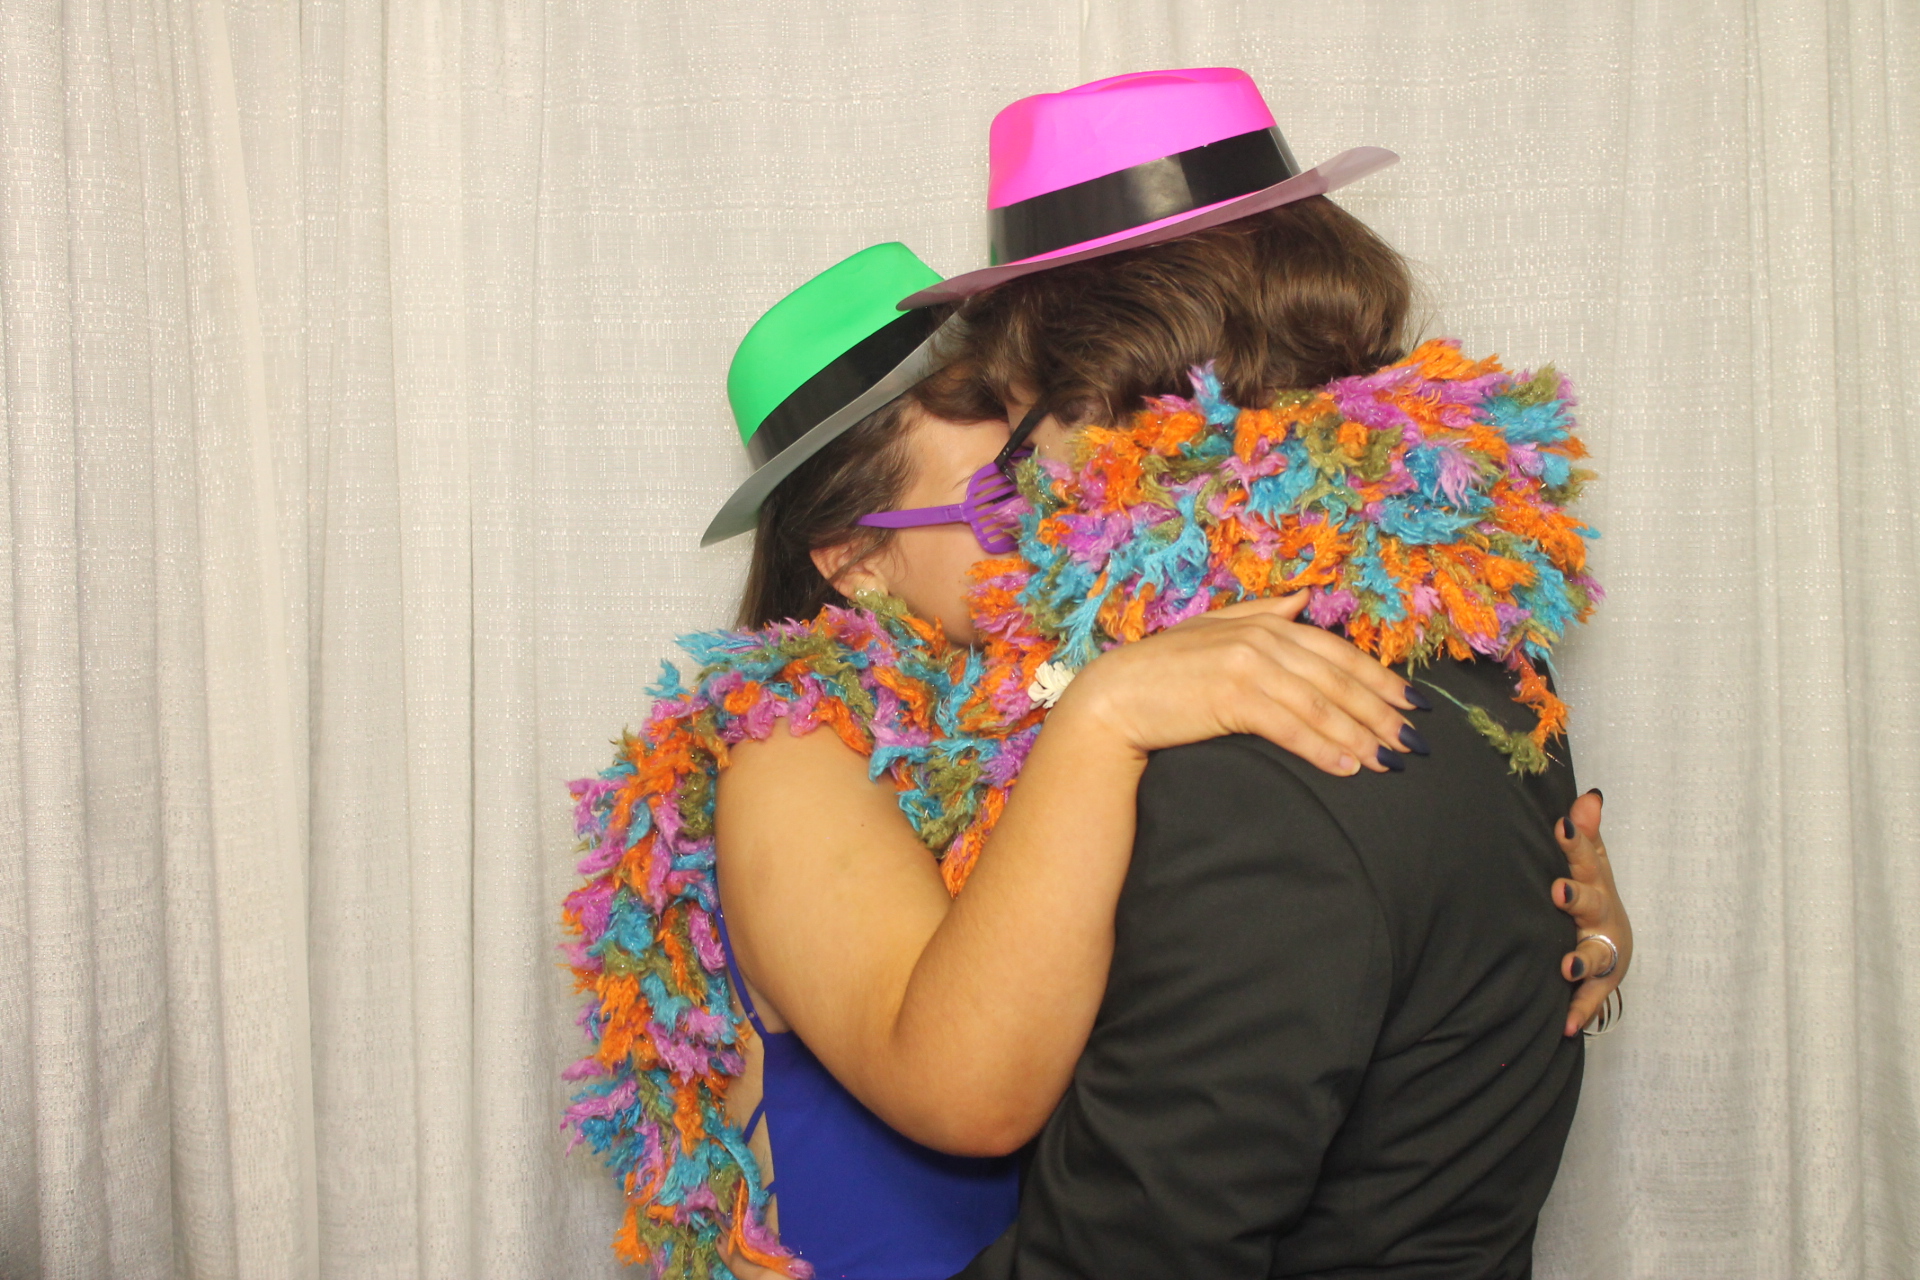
[811,539,891,599]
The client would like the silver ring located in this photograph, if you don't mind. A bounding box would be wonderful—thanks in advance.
[1583,986,1624,1037]
[1578,932,1619,979]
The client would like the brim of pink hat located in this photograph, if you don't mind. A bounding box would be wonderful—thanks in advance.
[898,146,1398,310]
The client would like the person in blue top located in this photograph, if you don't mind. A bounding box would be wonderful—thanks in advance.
[701,244,1433,1280]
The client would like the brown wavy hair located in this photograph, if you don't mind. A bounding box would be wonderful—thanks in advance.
[920,195,1417,427]
[735,399,918,629]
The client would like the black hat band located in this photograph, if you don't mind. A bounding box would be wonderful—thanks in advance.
[987,126,1301,267]
[747,307,943,469]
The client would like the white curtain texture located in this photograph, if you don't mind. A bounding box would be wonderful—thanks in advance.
[1,0,1915,1277]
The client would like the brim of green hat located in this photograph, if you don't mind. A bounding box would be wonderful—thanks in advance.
[699,322,946,546]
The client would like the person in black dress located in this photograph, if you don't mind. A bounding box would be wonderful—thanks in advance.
[904,67,1631,1279]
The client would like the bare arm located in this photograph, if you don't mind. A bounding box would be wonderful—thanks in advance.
[715,596,1421,1155]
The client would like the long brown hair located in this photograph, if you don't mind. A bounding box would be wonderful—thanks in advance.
[921,195,1416,427]
[735,399,920,629]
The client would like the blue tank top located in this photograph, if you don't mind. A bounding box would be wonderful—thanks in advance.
[716,908,1021,1279]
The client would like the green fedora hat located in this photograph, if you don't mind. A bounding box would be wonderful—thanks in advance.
[701,242,949,546]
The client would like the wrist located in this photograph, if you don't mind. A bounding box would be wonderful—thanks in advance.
[1044,663,1149,765]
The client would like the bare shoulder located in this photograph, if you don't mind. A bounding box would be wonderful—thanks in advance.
[716,720,916,862]
[725,716,873,781]
[721,719,890,818]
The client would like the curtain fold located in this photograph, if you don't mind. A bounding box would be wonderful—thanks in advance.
[1,0,317,1277]
[2,1,1915,1277]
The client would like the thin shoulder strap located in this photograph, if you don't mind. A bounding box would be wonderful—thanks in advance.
[744,1097,775,1197]
[712,903,771,1038]
[716,907,777,1193]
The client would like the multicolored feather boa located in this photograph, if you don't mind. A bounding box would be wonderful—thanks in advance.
[560,341,1600,1276]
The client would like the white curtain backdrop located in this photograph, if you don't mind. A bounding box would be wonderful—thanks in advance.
[2,1,1915,1277]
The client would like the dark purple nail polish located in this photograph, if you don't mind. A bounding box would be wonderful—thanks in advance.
[1587,787,1604,804]
[1404,685,1431,711]
[1399,724,1430,755]
[1569,956,1587,981]
[1375,745,1405,772]
[1559,816,1574,840]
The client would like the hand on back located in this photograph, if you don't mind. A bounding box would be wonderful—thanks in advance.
[1552,789,1632,1036]
[1058,593,1424,776]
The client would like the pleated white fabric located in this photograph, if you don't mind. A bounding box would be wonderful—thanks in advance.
[0,2,1914,1277]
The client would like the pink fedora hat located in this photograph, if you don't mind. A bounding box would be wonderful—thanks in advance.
[900,68,1396,309]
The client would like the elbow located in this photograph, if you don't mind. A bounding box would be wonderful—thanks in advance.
[954,1119,1041,1159]
[866,1050,1069,1155]
[904,1095,1050,1158]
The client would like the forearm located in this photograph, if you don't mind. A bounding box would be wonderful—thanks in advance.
[874,703,1146,1153]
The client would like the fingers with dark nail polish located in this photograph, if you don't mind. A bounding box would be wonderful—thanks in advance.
[1399,724,1430,755]
[1587,787,1604,804]
[1375,745,1405,772]
[1560,882,1575,907]
[1404,685,1432,711]
[1559,815,1574,840]
[1569,955,1587,981]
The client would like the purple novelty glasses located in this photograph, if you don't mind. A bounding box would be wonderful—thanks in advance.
[856,405,1044,554]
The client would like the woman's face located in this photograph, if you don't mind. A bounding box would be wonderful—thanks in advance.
[820,405,1010,644]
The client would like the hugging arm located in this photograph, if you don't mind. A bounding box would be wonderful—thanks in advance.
[956,736,1388,1280]
[716,597,1416,1156]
